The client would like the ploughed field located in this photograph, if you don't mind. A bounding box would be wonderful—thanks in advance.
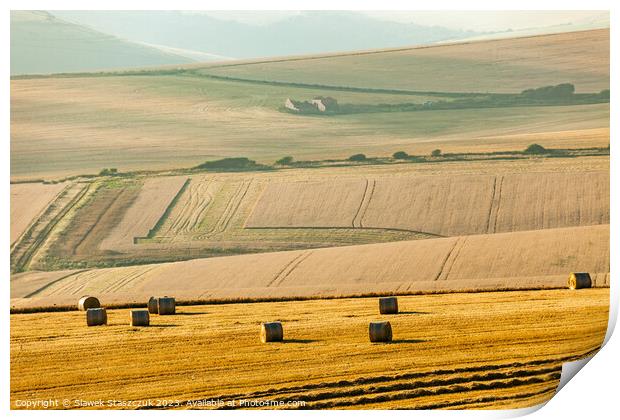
[10,289,608,409]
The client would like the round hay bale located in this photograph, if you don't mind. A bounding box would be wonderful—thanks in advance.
[568,272,592,290]
[369,321,392,342]
[157,297,176,315]
[379,297,398,314]
[130,309,150,327]
[78,296,100,311]
[148,297,158,314]
[260,322,283,343]
[86,308,107,326]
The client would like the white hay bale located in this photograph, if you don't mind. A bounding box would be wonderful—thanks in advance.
[86,308,107,326]
[568,272,592,290]
[158,297,176,315]
[78,296,100,311]
[369,321,392,342]
[148,297,158,314]
[379,297,398,314]
[261,322,283,343]
[130,309,150,327]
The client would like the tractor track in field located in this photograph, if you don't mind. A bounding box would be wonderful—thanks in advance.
[11,183,90,273]
[267,250,314,288]
[352,178,376,228]
[487,175,504,234]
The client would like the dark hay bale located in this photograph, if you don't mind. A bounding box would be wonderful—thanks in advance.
[130,309,150,327]
[148,297,158,314]
[261,322,283,343]
[379,297,398,314]
[158,297,176,315]
[86,308,107,326]
[369,321,392,342]
[568,272,592,290]
[78,296,100,311]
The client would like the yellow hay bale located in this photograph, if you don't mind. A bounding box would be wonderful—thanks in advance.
[379,297,398,314]
[158,297,176,315]
[86,308,107,326]
[148,297,158,314]
[130,309,150,327]
[369,321,392,342]
[568,272,592,290]
[78,296,100,311]
[260,322,283,343]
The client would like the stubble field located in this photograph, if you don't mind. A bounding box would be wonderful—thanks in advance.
[10,289,608,409]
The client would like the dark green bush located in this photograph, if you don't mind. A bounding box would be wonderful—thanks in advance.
[524,144,548,155]
[348,153,367,162]
[275,156,294,165]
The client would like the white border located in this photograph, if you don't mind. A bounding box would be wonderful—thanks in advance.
[2,1,617,418]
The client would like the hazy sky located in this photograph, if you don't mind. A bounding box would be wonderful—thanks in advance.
[201,10,609,31]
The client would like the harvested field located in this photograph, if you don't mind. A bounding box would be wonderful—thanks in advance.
[247,171,609,236]
[10,224,609,310]
[100,176,188,250]
[44,181,140,263]
[10,182,89,273]
[247,178,368,229]
[200,29,609,93]
[10,289,609,409]
[10,182,66,245]
[493,171,610,232]
[159,176,219,236]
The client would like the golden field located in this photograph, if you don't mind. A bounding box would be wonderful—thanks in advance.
[10,289,608,409]
[9,26,610,411]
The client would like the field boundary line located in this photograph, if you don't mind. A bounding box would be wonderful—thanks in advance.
[134,178,190,243]
[10,284,609,313]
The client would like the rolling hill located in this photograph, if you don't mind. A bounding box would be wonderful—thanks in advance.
[10,11,195,75]
[10,28,609,179]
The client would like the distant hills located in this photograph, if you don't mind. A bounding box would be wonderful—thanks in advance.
[49,11,481,60]
[10,11,196,75]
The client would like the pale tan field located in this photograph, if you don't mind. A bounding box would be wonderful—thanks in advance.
[11,224,609,309]
[10,182,66,245]
[247,171,609,236]
[9,158,608,272]
[200,29,609,93]
[99,176,188,249]
[10,289,609,409]
[11,182,90,273]
[10,29,609,180]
